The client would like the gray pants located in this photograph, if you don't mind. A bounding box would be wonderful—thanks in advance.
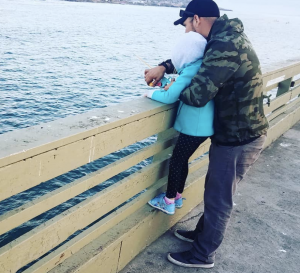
[191,135,266,263]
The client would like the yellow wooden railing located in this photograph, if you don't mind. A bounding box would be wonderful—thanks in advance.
[0,62,300,273]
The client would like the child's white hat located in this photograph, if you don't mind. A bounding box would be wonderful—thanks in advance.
[171,31,207,72]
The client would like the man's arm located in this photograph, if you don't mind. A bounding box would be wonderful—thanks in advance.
[146,64,200,104]
[144,60,177,86]
[180,40,241,107]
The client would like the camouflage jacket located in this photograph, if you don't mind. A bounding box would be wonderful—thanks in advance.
[177,15,269,144]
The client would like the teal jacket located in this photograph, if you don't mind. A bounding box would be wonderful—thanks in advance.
[149,59,214,137]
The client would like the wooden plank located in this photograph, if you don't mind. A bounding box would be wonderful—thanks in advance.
[264,100,300,148]
[23,177,169,273]
[267,97,300,122]
[117,171,206,272]
[0,130,178,236]
[73,242,122,273]
[88,242,121,273]
[263,75,300,95]
[189,156,209,173]
[264,82,279,92]
[189,139,211,162]
[0,147,174,273]
[262,62,300,89]
[263,92,291,116]
[263,85,300,116]
[0,99,175,168]
[291,102,300,126]
[48,167,207,273]
[23,150,208,273]
[152,128,178,163]
[0,108,176,202]
[291,85,300,99]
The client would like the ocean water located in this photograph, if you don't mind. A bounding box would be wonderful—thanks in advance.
[1,0,300,135]
[1,0,300,269]
[1,0,300,134]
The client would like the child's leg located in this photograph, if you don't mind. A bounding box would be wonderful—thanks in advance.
[166,133,207,199]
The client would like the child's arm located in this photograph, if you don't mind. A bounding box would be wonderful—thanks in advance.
[146,64,200,104]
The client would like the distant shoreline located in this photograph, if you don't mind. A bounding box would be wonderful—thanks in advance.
[64,0,232,11]
[220,8,233,11]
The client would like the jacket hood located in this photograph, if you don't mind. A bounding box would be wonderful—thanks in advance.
[171,31,207,72]
[210,14,244,39]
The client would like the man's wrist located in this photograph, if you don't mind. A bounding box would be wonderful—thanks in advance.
[158,62,168,72]
[158,59,176,74]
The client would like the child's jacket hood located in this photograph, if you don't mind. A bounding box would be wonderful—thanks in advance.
[171,31,207,72]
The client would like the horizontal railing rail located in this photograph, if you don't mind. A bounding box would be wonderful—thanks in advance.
[0,61,300,273]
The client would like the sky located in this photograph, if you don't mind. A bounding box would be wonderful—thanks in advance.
[215,0,300,17]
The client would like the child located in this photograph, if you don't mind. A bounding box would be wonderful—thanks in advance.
[146,31,214,215]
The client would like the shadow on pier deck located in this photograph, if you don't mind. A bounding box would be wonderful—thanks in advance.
[121,121,300,273]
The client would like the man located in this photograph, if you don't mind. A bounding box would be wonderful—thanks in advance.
[145,0,269,269]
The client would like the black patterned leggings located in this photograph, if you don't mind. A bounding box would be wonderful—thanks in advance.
[166,133,207,198]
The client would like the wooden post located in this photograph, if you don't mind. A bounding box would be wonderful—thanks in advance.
[151,129,178,181]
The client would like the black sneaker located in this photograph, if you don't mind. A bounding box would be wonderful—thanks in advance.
[174,229,195,243]
[167,250,214,268]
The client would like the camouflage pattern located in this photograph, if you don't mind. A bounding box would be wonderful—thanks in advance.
[179,14,269,144]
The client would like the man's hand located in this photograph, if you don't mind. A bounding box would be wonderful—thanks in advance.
[164,78,175,91]
[144,66,166,86]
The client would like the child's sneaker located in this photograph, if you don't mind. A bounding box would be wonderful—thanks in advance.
[148,193,175,215]
[175,197,186,209]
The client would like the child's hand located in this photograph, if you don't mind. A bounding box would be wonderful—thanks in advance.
[164,78,175,91]
[144,90,155,99]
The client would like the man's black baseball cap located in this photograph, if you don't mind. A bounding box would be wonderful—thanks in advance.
[174,0,220,26]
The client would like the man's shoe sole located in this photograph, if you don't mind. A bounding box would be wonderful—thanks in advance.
[167,253,214,268]
[148,201,175,215]
[174,229,194,242]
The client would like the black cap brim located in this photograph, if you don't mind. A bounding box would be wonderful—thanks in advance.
[174,17,187,26]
